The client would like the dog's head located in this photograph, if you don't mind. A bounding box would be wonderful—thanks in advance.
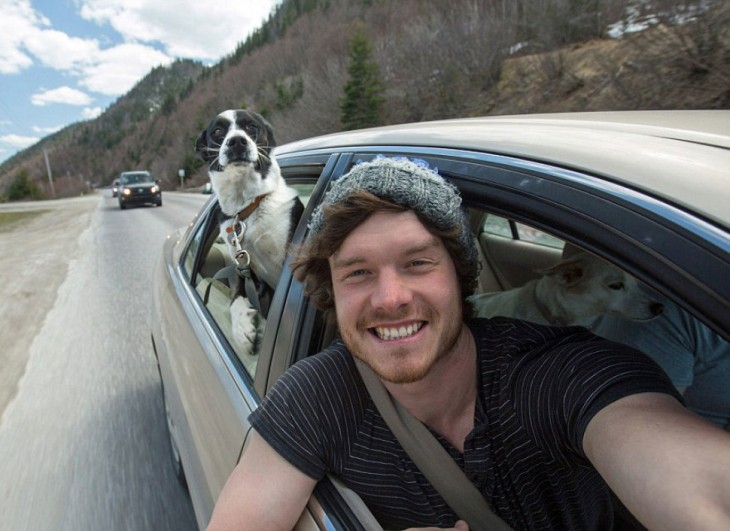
[195,109,276,175]
[543,252,664,322]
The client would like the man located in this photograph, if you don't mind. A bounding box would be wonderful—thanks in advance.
[208,157,730,530]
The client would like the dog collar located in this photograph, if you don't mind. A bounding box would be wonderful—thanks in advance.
[225,194,267,267]
[235,194,266,222]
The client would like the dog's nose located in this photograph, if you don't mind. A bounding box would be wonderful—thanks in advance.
[650,302,664,316]
[227,136,247,147]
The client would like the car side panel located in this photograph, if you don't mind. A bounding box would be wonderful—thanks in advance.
[153,228,252,529]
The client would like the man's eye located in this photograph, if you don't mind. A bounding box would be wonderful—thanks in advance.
[342,269,369,282]
[409,259,434,269]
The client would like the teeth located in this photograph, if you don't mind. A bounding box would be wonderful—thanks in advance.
[374,322,423,341]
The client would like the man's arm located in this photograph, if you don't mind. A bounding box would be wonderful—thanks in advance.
[207,430,318,531]
[584,392,730,530]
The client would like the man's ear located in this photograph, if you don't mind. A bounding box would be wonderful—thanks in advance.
[195,129,215,162]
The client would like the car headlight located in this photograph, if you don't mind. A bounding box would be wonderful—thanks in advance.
[123,188,131,196]
[151,185,159,193]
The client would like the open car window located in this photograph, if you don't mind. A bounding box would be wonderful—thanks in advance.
[182,181,316,380]
[289,151,729,431]
[469,210,730,429]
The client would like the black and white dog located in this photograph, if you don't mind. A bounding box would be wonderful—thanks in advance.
[196,109,303,353]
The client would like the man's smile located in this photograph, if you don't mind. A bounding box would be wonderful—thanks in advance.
[372,321,425,341]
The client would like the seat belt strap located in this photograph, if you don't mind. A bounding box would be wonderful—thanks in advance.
[354,358,512,531]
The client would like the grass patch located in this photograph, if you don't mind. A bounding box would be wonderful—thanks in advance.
[0,210,49,233]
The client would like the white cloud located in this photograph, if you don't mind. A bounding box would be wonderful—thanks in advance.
[23,29,101,72]
[1,0,279,96]
[78,0,277,60]
[0,0,50,73]
[82,107,103,119]
[0,0,100,77]
[1,133,39,148]
[79,43,172,95]
[1,5,169,97]
[32,125,62,134]
[32,86,93,106]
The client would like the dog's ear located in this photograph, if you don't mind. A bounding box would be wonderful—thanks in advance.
[544,257,585,286]
[195,129,216,162]
[260,115,276,149]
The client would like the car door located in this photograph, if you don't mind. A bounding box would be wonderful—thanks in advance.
[154,197,263,529]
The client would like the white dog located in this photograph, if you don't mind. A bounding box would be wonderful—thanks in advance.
[470,252,663,328]
[196,109,303,354]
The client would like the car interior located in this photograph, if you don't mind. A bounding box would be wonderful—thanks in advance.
[180,165,726,530]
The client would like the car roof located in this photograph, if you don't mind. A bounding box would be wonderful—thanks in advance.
[275,111,730,228]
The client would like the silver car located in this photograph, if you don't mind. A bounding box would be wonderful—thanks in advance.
[152,111,730,529]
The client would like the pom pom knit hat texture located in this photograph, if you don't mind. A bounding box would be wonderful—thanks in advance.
[307,156,479,274]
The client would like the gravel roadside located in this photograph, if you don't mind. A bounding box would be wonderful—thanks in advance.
[0,193,99,421]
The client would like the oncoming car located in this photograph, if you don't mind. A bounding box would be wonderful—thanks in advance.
[117,170,162,209]
[111,179,120,197]
[151,111,730,529]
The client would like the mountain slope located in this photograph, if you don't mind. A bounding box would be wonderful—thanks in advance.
[1,0,728,199]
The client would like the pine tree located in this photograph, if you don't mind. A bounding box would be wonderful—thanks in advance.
[8,170,41,201]
[340,25,384,131]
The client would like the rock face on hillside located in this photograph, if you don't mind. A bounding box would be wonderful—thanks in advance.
[491,22,730,115]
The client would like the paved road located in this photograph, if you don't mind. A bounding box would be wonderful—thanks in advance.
[0,191,209,530]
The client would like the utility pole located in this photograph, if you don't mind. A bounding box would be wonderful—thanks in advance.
[43,148,56,197]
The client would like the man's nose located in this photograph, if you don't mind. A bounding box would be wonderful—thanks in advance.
[371,268,412,310]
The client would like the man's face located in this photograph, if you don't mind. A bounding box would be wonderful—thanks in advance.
[329,210,464,384]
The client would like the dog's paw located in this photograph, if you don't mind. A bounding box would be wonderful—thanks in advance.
[231,296,258,355]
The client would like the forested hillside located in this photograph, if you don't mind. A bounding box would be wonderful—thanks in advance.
[1,0,728,199]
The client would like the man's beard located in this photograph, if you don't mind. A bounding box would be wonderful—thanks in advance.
[341,305,463,384]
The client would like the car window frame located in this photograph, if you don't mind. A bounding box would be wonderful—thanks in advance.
[267,146,728,353]
[258,152,348,397]
[170,162,328,420]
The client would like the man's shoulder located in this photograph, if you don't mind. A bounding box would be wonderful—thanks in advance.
[469,316,647,381]
[470,316,599,354]
[289,340,354,375]
[275,340,364,400]
[254,340,369,428]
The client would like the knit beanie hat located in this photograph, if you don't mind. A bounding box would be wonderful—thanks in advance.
[307,156,479,277]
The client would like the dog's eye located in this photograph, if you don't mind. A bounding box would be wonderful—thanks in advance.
[245,124,259,138]
[608,282,625,291]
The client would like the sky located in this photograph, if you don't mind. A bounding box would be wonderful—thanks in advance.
[0,0,280,166]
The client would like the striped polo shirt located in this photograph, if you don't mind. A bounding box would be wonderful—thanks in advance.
[250,317,680,530]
